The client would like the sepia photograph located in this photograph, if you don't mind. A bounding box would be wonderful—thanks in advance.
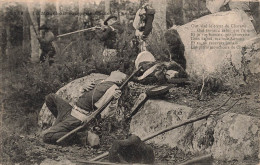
[0,0,259,164]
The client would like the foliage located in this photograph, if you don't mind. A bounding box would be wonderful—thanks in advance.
[2,2,23,46]
[2,18,137,130]
[146,30,171,61]
[0,132,27,163]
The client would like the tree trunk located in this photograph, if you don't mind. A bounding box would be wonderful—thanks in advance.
[22,4,31,57]
[5,21,11,58]
[56,0,61,41]
[78,0,84,36]
[182,0,188,24]
[1,6,11,59]
[105,0,111,19]
[27,2,40,62]
[40,0,46,37]
[0,9,6,59]
[149,0,167,33]
[116,0,120,22]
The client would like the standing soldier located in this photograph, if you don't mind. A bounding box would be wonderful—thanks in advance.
[38,25,56,65]
[83,13,96,40]
[83,14,94,29]
[133,3,155,52]
[99,15,124,64]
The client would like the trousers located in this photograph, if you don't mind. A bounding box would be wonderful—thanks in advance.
[42,93,81,144]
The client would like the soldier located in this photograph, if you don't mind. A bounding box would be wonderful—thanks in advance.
[99,15,124,63]
[83,14,94,29]
[37,25,56,64]
[42,71,126,144]
[133,3,155,52]
[134,51,187,85]
[83,13,96,40]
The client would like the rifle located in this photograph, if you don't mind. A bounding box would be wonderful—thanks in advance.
[56,26,101,38]
[88,96,238,162]
[56,68,141,143]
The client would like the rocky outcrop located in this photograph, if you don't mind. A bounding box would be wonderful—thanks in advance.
[38,73,108,129]
[167,11,259,86]
[130,100,193,149]
[130,100,259,162]
[211,113,259,161]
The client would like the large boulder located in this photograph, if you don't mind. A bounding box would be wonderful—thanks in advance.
[130,100,259,162]
[130,100,193,149]
[167,10,259,85]
[38,73,108,129]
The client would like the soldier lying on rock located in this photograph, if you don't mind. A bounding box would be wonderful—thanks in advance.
[134,51,188,84]
[42,71,127,144]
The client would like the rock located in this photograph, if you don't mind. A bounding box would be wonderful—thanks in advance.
[38,73,108,129]
[167,11,259,86]
[129,100,193,150]
[87,131,100,147]
[240,34,260,75]
[130,100,259,162]
[211,113,259,161]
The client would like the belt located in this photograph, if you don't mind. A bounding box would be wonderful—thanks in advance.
[71,105,91,122]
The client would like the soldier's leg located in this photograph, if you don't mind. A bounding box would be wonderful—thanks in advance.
[42,115,81,144]
[40,51,46,62]
[47,48,56,65]
[45,93,72,125]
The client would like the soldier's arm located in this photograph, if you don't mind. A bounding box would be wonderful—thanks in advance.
[142,9,155,39]
[111,22,124,34]
[99,26,112,41]
[164,61,188,77]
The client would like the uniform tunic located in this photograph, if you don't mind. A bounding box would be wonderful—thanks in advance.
[42,81,114,144]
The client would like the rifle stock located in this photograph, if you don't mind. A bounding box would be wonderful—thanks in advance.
[56,68,141,143]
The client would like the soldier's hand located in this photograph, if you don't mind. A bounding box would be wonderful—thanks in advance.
[84,82,95,92]
[101,25,108,31]
[113,89,122,99]
[141,35,147,41]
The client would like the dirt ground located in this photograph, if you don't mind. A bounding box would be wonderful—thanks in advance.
[0,64,259,164]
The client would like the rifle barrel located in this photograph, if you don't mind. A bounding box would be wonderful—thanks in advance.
[56,27,101,38]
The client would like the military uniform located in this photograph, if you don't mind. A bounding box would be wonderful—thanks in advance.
[134,51,187,85]
[38,26,55,64]
[42,81,116,144]
[100,17,124,63]
[133,4,155,51]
